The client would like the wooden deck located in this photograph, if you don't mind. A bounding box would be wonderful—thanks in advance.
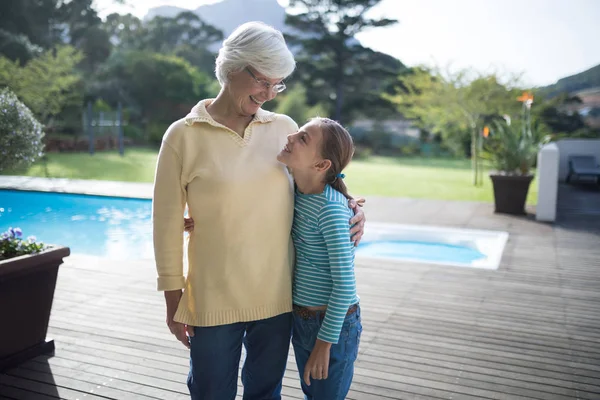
[2,184,600,400]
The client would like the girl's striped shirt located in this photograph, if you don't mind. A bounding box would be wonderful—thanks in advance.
[292,184,359,343]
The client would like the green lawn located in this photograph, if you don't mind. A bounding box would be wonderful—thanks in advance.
[11,148,159,183]
[5,148,537,204]
[346,157,538,204]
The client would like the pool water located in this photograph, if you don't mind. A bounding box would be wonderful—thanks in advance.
[356,222,508,269]
[357,240,486,264]
[1,190,507,267]
[0,190,154,259]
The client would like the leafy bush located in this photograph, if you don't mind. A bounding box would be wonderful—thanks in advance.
[124,124,146,144]
[0,88,44,172]
[147,121,170,147]
[400,142,421,156]
[0,46,83,124]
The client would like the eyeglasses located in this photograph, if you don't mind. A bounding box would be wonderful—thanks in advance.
[245,67,286,93]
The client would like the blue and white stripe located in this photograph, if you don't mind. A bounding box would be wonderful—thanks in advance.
[292,184,359,343]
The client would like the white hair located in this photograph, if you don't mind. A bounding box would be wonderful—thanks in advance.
[215,21,296,85]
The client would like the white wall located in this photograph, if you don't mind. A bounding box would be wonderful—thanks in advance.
[555,139,600,181]
[536,143,559,222]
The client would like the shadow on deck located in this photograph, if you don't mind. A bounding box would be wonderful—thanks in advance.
[1,188,599,400]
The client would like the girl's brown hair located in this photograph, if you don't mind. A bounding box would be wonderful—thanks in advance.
[313,117,355,200]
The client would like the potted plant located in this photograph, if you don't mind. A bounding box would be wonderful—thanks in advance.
[0,89,70,370]
[0,228,70,371]
[483,92,541,214]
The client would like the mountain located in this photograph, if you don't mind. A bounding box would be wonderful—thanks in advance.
[541,63,600,97]
[144,0,357,51]
[144,5,188,20]
[145,0,288,41]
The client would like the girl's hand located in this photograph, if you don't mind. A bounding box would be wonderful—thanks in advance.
[303,339,332,386]
[184,217,195,233]
[348,197,366,246]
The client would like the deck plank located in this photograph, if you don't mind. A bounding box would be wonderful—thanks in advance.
[2,184,600,399]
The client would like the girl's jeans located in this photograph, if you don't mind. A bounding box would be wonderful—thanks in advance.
[291,305,362,400]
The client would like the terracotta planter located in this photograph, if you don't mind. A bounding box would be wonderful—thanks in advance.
[489,174,534,215]
[0,246,70,371]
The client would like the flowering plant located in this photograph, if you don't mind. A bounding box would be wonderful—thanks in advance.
[0,88,45,172]
[0,227,47,261]
[482,91,542,175]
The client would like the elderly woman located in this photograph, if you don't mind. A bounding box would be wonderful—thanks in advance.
[152,21,365,400]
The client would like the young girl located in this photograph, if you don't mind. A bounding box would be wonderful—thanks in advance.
[184,117,362,399]
[277,117,361,399]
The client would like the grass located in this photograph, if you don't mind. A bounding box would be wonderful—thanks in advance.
[4,149,537,204]
[8,148,159,183]
[346,157,538,204]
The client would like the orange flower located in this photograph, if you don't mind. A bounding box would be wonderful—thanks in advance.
[483,126,490,138]
[517,91,534,102]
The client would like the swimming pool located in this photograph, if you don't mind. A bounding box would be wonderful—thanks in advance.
[356,222,509,269]
[0,189,154,259]
[1,190,508,267]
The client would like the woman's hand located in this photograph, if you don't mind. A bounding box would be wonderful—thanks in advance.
[348,197,366,246]
[303,339,332,386]
[164,290,194,349]
[184,217,195,233]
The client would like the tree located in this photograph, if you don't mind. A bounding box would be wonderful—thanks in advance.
[102,13,146,50]
[285,0,400,123]
[52,0,114,74]
[0,0,64,59]
[174,45,220,78]
[392,67,523,185]
[0,0,112,77]
[274,84,329,125]
[0,89,45,172]
[57,0,102,45]
[75,25,112,73]
[91,51,213,143]
[0,45,84,126]
[142,12,223,54]
[532,93,586,134]
[101,11,223,76]
[0,29,44,64]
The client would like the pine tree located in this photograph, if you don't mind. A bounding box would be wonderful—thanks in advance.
[285,0,401,123]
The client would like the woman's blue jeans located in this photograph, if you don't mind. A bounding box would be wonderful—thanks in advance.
[291,305,362,400]
[187,312,293,400]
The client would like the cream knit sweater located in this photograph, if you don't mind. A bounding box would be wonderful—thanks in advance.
[152,99,297,327]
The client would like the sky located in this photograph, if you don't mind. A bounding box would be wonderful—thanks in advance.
[94,0,600,87]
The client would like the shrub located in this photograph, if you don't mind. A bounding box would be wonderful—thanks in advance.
[147,121,170,147]
[0,88,44,172]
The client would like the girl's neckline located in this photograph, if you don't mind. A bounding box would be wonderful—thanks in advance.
[295,184,329,196]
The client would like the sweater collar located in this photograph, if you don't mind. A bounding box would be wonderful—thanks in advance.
[184,99,276,126]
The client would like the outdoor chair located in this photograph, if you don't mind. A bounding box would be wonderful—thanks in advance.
[566,155,600,184]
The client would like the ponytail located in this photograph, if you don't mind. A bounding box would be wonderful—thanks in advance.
[331,175,353,201]
[313,117,355,201]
